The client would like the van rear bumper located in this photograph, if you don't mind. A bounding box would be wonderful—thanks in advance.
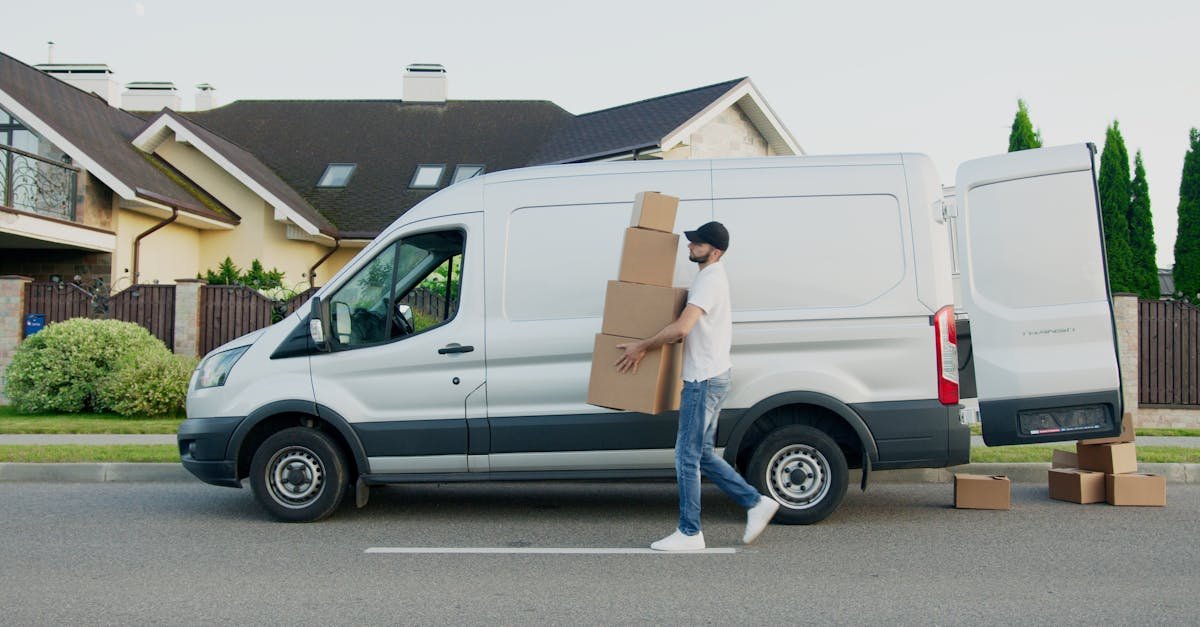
[178,416,244,488]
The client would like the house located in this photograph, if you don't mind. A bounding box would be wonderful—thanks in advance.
[0,50,801,290]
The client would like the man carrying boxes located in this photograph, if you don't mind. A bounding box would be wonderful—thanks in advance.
[593,193,779,551]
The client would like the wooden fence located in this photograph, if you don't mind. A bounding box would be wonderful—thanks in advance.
[1139,299,1200,406]
[23,282,175,347]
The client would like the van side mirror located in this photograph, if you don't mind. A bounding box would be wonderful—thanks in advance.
[309,296,330,352]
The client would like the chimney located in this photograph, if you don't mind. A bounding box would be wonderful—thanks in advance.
[36,63,121,106]
[403,63,447,103]
[121,81,182,111]
[194,83,218,111]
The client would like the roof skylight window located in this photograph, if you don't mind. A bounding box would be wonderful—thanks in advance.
[317,163,356,187]
[410,164,445,189]
[452,164,484,184]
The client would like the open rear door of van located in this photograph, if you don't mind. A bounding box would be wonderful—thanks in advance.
[955,143,1122,446]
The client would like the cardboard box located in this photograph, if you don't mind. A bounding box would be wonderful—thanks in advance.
[601,281,688,339]
[1106,473,1166,506]
[1051,449,1079,469]
[618,227,679,287]
[630,192,679,233]
[1076,441,1137,475]
[1078,412,1135,445]
[1048,468,1106,504]
[953,474,1011,510]
[586,333,682,414]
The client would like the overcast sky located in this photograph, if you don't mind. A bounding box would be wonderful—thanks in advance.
[7,0,1197,266]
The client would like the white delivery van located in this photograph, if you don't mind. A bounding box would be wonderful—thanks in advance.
[180,143,1123,523]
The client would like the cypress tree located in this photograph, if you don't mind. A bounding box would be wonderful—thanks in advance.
[1127,151,1159,299]
[1008,99,1043,152]
[1174,128,1200,303]
[1098,121,1134,292]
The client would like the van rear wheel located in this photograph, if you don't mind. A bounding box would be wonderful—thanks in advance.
[747,425,848,525]
[250,427,348,522]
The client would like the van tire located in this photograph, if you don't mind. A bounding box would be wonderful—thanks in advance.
[747,425,848,525]
[250,427,348,522]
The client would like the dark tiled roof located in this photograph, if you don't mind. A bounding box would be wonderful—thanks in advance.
[154,110,335,235]
[0,51,230,220]
[185,100,574,235]
[525,78,746,165]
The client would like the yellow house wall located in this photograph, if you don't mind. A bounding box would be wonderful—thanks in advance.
[111,203,201,286]
[155,139,333,291]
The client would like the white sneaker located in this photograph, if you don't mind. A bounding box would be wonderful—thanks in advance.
[650,529,706,551]
[743,496,780,544]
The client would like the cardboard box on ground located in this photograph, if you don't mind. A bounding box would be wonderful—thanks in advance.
[1046,413,1166,507]
[954,474,1011,510]
[586,192,685,415]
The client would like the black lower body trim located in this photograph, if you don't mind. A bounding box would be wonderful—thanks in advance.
[850,400,966,469]
[361,468,676,485]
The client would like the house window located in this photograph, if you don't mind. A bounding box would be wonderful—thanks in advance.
[451,164,484,185]
[317,163,356,188]
[410,164,445,189]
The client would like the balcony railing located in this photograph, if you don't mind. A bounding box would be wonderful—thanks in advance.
[1,143,79,222]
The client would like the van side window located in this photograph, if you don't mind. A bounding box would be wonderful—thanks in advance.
[327,230,465,348]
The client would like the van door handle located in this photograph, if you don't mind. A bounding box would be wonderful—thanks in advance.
[438,344,475,355]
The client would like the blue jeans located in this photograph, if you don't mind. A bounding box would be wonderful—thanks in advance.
[675,370,762,535]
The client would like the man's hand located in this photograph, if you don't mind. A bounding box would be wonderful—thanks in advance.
[614,340,647,374]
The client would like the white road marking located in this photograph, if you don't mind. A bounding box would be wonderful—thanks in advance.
[364,547,736,555]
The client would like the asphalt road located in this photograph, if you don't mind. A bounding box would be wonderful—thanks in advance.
[1,480,1197,624]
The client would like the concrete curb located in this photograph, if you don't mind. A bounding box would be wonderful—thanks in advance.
[1,462,1199,484]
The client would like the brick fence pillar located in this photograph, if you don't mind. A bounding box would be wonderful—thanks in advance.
[0,276,33,404]
[1112,293,1140,420]
[173,279,204,358]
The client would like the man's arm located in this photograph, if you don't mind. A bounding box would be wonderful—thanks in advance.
[613,304,705,374]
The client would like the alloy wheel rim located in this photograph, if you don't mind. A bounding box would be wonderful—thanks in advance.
[266,446,325,509]
[765,444,831,510]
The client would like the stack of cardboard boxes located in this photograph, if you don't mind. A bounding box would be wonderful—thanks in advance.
[587,192,688,415]
[1048,413,1166,506]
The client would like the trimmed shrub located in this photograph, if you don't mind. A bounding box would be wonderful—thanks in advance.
[6,318,170,414]
[96,352,198,417]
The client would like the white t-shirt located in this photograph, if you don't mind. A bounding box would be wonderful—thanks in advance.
[682,262,732,382]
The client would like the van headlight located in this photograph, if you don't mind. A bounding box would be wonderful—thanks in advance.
[195,346,250,389]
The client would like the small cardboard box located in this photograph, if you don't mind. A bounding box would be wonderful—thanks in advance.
[630,192,679,233]
[1051,449,1079,469]
[1076,441,1137,475]
[954,474,1011,510]
[618,227,679,288]
[1048,468,1106,504]
[601,281,688,339]
[1078,412,1135,445]
[1106,473,1166,506]
[586,333,682,415]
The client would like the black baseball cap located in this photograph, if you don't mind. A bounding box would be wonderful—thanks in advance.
[684,221,729,251]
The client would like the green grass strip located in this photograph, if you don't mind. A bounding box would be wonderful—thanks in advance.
[0,406,183,434]
[0,444,179,463]
[969,445,1200,464]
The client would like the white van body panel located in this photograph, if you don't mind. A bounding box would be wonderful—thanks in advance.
[186,317,313,419]
[956,144,1122,444]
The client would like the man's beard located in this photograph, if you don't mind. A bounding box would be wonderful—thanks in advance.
[689,251,712,264]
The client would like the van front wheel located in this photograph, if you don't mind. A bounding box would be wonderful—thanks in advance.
[747,425,848,525]
[250,427,348,522]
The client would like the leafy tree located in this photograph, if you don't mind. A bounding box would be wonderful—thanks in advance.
[1174,128,1200,303]
[1098,121,1135,292]
[1008,99,1043,152]
[203,257,241,285]
[1127,150,1159,299]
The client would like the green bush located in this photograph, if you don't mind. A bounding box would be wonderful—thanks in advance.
[5,319,171,414]
[95,351,198,417]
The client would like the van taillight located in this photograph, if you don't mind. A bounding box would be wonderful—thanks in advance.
[934,305,959,405]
